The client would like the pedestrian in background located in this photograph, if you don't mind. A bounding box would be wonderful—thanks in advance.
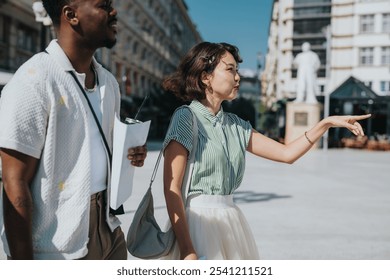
[161,41,370,260]
[0,0,146,260]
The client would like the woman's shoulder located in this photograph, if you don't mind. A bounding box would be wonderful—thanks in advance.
[174,105,192,116]
[163,105,195,152]
[170,105,193,123]
[224,112,252,129]
[168,105,194,128]
[224,111,244,122]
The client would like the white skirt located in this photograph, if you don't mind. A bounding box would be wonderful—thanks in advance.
[163,194,260,260]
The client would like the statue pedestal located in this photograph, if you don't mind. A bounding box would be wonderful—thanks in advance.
[285,102,322,148]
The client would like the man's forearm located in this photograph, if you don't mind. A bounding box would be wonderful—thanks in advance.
[0,148,39,259]
[3,184,34,259]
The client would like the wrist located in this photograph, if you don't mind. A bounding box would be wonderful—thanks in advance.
[304,131,314,145]
[179,241,196,256]
[319,117,333,130]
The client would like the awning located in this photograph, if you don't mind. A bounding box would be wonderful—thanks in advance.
[330,76,379,100]
[0,71,13,85]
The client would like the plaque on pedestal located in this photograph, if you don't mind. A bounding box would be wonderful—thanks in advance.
[285,102,322,148]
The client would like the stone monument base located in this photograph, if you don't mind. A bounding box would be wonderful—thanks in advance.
[285,102,322,148]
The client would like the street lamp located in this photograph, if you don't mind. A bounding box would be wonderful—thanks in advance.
[322,25,331,151]
[32,1,52,51]
[256,52,263,131]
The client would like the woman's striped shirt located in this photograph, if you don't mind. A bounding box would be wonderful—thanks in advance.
[163,100,252,195]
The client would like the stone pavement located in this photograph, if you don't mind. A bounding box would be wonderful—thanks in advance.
[1,147,389,260]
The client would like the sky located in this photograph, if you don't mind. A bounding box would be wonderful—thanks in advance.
[185,0,274,72]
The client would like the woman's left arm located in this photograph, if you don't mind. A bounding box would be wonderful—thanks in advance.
[247,114,371,164]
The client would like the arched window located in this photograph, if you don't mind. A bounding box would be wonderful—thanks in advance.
[133,41,139,54]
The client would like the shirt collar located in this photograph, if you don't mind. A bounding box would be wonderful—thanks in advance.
[190,100,224,126]
[45,39,102,73]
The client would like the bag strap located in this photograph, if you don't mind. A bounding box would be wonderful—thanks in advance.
[68,71,112,164]
[149,105,198,204]
[69,71,126,215]
[44,50,124,214]
[43,50,112,163]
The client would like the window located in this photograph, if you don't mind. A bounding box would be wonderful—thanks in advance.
[294,6,331,17]
[293,38,326,48]
[16,24,37,52]
[141,48,147,61]
[0,48,7,68]
[125,68,131,96]
[0,14,11,44]
[293,18,330,35]
[381,47,390,65]
[0,15,5,43]
[383,14,390,33]
[115,62,122,81]
[132,41,138,54]
[380,81,390,94]
[359,47,374,65]
[360,15,375,33]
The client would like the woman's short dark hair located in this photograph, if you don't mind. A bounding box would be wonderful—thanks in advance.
[162,42,242,102]
[42,0,72,27]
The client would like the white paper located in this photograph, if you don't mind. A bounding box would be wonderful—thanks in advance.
[110,116,151,210]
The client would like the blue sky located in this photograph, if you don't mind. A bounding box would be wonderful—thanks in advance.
[185,0,274,72]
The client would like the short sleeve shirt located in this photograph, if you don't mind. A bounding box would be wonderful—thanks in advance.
[163,100,252,195]
[0,40,121,259]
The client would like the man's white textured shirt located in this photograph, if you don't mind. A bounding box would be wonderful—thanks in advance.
[0,40,121,259]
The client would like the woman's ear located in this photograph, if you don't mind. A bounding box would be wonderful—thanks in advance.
[201,71,213,93]
[201,71,210,86]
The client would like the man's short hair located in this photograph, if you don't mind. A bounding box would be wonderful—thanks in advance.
[42,0,72,27]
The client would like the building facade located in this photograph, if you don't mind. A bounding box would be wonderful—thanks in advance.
[100,0,202,137]
[330,0,390,96]
[262,0,390,142]
[262,0,332,102]
[104,0,201,104]
[0,0,41,91]
[262,0,390,101]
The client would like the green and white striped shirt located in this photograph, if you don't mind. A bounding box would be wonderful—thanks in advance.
[163,100,252,195]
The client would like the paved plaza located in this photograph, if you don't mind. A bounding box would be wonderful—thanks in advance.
[1,145,389,260]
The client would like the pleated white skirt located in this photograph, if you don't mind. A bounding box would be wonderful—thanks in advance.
[163,194,260,260]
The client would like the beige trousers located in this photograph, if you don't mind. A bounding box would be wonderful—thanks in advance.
[80,191,127,260]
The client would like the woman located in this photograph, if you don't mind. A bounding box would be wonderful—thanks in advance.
[161,42,370,260]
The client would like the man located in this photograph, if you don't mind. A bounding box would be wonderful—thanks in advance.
[0,0,147,259]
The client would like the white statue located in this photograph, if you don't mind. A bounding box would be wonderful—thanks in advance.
[293,42,320,104]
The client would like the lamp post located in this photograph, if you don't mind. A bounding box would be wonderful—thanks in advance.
[32,1,52,51]
[322,25,331,151]
[256,51,263,131]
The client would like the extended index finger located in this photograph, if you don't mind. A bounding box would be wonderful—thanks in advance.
[352,114,371,121]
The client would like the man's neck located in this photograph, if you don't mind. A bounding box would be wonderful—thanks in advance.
[57,38,95,73]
